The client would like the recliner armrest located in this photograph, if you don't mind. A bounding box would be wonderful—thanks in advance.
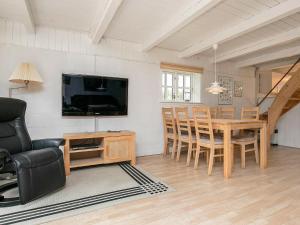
[32,138,65,150]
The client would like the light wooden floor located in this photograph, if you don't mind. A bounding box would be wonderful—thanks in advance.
[45,146,300,225]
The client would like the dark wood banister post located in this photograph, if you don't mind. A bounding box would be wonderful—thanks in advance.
[257,56,300,107]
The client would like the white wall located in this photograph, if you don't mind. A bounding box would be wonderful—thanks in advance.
[0,44,191,156]
[0,19,256,156]
[258,70,272,94]
[277,104,300,148]
[201,65,256,118]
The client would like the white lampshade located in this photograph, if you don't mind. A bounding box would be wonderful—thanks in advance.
[9,63,43,84]
[206,81,226,95]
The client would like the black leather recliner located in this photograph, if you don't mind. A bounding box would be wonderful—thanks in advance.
[0,97,66,206]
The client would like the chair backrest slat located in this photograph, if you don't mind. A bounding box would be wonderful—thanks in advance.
[219,106,235,119]
[210,107,218,119]
[162,107,176,136]
[175,107,192,139]
[192,106,215,145]
[241,106,259,120]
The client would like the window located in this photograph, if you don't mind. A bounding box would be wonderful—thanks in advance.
[161,64,202,103]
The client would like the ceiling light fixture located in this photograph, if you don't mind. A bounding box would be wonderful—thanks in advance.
[206,44,226,95]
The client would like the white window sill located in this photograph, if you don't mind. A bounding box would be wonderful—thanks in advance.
[160,101,203,104]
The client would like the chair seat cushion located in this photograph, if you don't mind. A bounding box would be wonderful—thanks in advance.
[233,137,256,142]
[12,147,63,169]
[200,137,223,145]
[11,147,66,204]
[167,133,176,139]
[232,133,256,142]
[180,135,196,141]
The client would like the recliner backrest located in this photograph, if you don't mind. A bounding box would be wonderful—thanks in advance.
[0,98,32,154]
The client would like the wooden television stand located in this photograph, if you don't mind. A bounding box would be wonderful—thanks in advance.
[63,131,136,176]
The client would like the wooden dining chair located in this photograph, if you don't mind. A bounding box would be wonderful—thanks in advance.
[162,107,177,159]
[210,107,218,119]
[219,106,235,119]
[175,107,196,165]
[233,106,259,168]
[241,106,259,120]
[192,106,226,175]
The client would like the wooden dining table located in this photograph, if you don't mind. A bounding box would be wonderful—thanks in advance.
[188,118,268,179]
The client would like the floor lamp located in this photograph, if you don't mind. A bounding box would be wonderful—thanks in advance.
[9,63,43,97]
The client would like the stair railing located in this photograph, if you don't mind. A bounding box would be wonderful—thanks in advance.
[257,56,300,107]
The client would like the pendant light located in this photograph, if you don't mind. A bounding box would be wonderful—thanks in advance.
[206,44,226,94]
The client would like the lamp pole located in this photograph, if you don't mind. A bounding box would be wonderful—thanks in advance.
[9,81,29,98]
[94,117,98,132]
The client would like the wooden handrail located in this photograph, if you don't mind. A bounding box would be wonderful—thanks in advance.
[257,56,300,107]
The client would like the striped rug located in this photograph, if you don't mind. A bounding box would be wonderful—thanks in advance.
[0,162,171,225]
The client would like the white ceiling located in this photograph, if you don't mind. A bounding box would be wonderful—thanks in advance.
[0,0,30,22]
[158,0,280,52]
[0,0,109,31]
[215,13,300,54]
[0,0,299,68]
[30,0,108,32]
[235,39,300,62]
[105,0,195,44]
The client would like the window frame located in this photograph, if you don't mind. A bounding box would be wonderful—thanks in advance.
[161,69,201,103]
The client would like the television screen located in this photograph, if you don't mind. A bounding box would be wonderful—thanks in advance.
[62,74,128,116]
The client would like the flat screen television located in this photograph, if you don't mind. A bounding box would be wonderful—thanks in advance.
[62,74,128,116]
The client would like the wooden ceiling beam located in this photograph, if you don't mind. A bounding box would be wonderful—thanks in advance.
[141,0,224,52]
[90,0,123,44]
[180,0,300,58]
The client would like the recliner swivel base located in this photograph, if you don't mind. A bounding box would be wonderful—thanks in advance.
[0,181,20,207]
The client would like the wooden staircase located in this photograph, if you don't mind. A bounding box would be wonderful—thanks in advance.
[266,69,300,136]
[257,57,300,146]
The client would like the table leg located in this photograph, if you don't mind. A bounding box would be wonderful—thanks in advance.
[64,140,71,176]
[130,134,136,166]
[260,122,267,169]
[223,125,232,178]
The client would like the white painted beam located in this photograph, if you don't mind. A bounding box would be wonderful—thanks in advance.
[180,0,300,58]
[273,68,299,74]
[217,27,300,63]
[258,58,299,71]
[90,0,123,44]
[22,0,35,33]
[236,46,300,68]
[141,0,224,52]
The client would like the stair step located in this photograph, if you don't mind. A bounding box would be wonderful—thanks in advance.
[288,97,300,101]
[293,90,300,96]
